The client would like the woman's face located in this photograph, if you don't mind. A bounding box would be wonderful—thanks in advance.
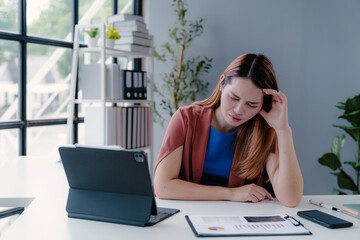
[217,77,264,132]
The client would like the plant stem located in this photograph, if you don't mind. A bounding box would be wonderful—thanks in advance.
[173,39,185,109]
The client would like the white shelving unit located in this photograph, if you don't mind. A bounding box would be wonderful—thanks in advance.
[67,23,154,170]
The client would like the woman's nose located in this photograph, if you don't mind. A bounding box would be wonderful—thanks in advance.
[234,102,245,115]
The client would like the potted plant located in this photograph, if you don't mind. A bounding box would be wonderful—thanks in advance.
[105,24,120,48]
[84,28,99,48]
[318,93,360,194]
[153,0,212,127]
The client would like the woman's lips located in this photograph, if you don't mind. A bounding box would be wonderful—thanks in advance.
[230,115,242,122]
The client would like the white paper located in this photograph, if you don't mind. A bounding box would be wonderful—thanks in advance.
[186,214,311,236]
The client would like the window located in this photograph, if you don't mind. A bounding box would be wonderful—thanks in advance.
[0,40,18,121]
[0,0,19,33]
[0,0,140,162]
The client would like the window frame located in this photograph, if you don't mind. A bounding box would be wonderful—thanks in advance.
[0,0,142,156]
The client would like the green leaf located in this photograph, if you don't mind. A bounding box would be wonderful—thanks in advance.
[344,94,360,114]
[84,28,98,38]
[337,169,357,191]
[330,135,345,159]
[318,153,341,170]
[153,48,166,62]
[343,161,360,171]
[105,24,120,40]
[333,125,360,142]
[332,188,347,195]
[153,0,212,121]
[336,102,346,110]
[339,110,360,127]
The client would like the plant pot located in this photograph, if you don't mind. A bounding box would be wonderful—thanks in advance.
[87,37,98,48]
[105,39,115,48]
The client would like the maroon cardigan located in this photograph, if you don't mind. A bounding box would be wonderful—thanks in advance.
[155,104,268,188]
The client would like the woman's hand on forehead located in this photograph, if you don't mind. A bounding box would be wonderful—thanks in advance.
[259,89,289,131]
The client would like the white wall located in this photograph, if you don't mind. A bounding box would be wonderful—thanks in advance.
[146,0,360,194]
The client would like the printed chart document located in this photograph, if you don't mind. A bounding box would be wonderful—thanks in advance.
[185,214,311,237]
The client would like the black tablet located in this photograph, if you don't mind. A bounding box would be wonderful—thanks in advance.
[59,145,179,226]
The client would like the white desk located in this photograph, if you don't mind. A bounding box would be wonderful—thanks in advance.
[0,157,359,240]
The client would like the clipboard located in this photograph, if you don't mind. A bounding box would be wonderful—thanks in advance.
[185,214,312,237]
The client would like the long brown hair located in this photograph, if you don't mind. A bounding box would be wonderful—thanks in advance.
[196,54,279,179]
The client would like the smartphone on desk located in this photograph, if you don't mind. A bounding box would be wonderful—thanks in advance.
[297,210,353,229]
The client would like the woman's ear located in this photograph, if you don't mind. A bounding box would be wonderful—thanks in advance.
[219,74,225,91]
[220,74,225,81]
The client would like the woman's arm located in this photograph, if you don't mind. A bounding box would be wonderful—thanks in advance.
[260,89,303,207]
[266,127,303,207]
[154,146,273,202]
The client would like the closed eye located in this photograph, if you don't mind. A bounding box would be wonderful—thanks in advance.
[247,103,257,108]
[229,91,259,107]
[229,93,240,101]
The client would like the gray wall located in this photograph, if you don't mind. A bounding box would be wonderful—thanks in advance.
[146,0,360,195]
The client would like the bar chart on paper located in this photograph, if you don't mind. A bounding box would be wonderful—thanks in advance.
[185,214,311,237]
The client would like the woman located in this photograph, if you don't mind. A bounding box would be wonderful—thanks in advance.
[153,54,303,207]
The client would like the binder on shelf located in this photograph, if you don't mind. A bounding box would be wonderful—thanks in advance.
[132,107,138,149]
[133,71,139,99]
[145,107,150,146]
[122,70,133,99]
[137,72,143,99]
[121,107,127,148]
[140,107,145,147]
[135,71,144,99]
[137,107,142,148]
[121,70,147,100]
[126,107,132,149]
[141,72,147,99]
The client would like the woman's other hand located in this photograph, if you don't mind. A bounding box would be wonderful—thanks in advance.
[228,183,274,202]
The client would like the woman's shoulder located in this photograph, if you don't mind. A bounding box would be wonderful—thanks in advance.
[172,104,213,127]
[177,104,213,117]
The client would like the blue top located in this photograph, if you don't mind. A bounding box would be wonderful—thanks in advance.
[200,126,237,187]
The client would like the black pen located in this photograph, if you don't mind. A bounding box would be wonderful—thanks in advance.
[0,207,25,219]
[309,200,342,213]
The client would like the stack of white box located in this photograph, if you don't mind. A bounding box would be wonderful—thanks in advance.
[107,13,152,54]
